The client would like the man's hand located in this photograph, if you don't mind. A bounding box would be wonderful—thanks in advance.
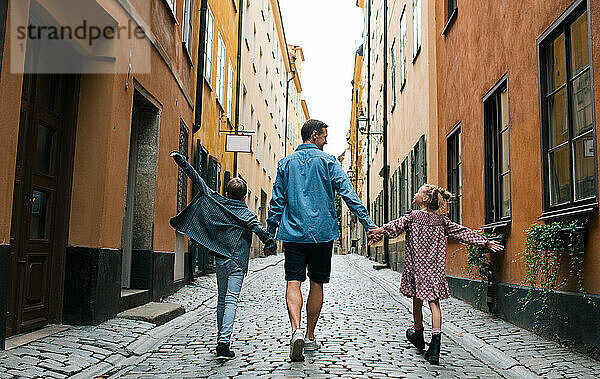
[263,246,276,256]
[367,226,385,246]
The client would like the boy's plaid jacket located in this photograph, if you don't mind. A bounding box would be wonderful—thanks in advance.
[170,153,276,272]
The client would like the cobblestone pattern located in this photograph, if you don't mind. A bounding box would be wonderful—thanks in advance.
[360,254,600,378]
[0,255,283,379]
[163,255,284,311]
[118,255,504,378]
[0,318,153,378]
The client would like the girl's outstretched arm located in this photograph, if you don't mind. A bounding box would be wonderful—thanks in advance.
[443,216,489,246]
[382,211,412,239]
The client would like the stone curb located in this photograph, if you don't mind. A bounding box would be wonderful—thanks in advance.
[346,255,541,379]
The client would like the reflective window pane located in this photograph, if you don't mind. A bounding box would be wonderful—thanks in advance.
[571,70,593,137]
[30,190,49,239]
[500,88,509,129]
[545,33,566,93]
[547,89,568,148]
[549,146,571,205]
[34,123,55,175]
[501,174,511,218]
[573,137,596,200]
[501,130,510,173]
[570,12,589,76]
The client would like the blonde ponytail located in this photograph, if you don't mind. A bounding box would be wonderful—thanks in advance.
[423,184,453,215]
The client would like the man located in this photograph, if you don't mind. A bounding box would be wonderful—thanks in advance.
[266,119,376,361]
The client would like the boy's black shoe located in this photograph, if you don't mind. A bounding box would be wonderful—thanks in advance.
[406,328,425,350]
[216,342,235,361]
[425,333,441,365]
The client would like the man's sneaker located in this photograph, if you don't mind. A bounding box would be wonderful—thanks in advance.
[289,329,305,362]
[216,342,235,361]
[304,337,320,352]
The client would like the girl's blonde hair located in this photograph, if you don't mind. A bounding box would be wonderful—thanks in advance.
[423,184,453,214]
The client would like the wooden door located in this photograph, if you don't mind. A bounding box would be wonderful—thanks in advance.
[8,45,78,336]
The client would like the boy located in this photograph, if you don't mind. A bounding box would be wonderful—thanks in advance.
[169,152,276,360]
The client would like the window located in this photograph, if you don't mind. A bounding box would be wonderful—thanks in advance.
[539,4,597,214]
[400,160,408,214]
[215,34,226,106]
[256,122,261,160]
[259,49,264,89]
[413,0,421,59]
[400,7,407,89]
[182,0,193,53]
[443,0,458,35]
[448,0,457,20]
[177,120,189,213]
[484,76,511,224]
[242,87,248,129]
[391,39,396,110]
[447,126,462,223]
[165,0,176,19]
[411,135,427,200]
[227,61,234,121]
[204,5,214,82]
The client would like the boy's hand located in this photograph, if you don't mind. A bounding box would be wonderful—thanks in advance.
[486,240,504,253]
[367,226,384,246]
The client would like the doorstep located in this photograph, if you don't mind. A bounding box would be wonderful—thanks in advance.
[5,325,70,350]
[117,302,185,326]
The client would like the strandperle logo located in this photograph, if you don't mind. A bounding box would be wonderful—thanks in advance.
[16,19,145,47]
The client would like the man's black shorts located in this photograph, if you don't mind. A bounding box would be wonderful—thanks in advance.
[283,241,334,284]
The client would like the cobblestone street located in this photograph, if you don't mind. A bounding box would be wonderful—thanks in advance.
[1,254,599,378]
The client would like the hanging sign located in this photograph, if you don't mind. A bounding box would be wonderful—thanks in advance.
[226,134,253,153]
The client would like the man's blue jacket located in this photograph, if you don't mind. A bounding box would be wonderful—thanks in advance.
[170,153,276,272]
[267,143,375,243]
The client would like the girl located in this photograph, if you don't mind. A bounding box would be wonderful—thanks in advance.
[367,184,503,365]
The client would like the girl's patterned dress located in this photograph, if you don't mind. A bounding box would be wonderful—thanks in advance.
[382,209,489,301]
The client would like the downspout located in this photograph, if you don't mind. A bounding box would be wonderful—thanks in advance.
[284,66,296,157]
[383,0,390,267]
[233,0,244,177]
[366,0,372,260]
[194,0,208,134]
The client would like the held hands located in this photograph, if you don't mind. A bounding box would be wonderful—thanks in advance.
[486,240,504,253]
[367,226,385,246]
[262,245,276,256]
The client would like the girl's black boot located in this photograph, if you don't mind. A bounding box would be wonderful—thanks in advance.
[406,328,425,350]
[425,333,441,365]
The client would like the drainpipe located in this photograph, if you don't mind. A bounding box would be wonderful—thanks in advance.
[194,0,208,134]
[284,66,296,157]
[382,0,390,268]
[233,0,244,177]
[366,0,372,261]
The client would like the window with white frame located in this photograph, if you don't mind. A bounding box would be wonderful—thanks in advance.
[391,39,396,109]
[413,0,422,59]
[400,7,407,89]
[256,122,261,160]
[182,0,193,52]
[216,33,226,105]
[227,61,234,121]
[204,5,214,82]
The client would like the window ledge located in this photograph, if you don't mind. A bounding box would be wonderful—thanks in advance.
[412,47,421,63]
[182,43,193,66]
[481,220,511,231]
[442,8,458,37]
[538,203,598,222]
[203,76,213,92]
[245,38,250,51]
[163,1,178,24]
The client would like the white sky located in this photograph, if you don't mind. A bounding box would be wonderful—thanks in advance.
[278,0,364,157]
